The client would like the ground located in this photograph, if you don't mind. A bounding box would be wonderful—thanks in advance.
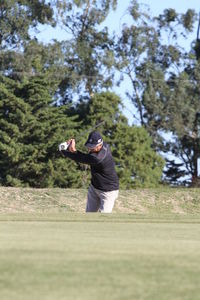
[0,213,200,300]
[0,188,200,300]
[1,186,200,214]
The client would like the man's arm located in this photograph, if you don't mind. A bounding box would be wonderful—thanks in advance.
[62,150,98,165]
[61,139,98,165]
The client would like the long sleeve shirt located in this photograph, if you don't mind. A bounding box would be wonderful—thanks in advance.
[61,142,119,191]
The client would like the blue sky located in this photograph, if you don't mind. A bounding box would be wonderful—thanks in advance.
[37,0,199,44]
[105,0,198,33]
[105,0,199,123]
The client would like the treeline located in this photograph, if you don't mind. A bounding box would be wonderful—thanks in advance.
[0,0,199,187]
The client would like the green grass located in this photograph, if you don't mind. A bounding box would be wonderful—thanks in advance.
[1,213,200,300]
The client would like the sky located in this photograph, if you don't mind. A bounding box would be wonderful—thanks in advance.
[37,0,199,42]
[105,0,199,123]
[104,0,198,34]
[35,0,199,123]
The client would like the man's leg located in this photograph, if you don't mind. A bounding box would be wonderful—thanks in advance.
[99,190,119,213]
[86,184,100,212]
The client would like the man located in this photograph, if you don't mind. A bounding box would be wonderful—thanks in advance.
[60,131,119,213]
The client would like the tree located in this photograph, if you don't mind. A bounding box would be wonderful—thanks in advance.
[0,0,59,83]
[0,74,83,187]
[55,0,117,102]
[17,76,82,187]
[115,0,198,185]
[0,75,30,186]
[112,124,165,188]
[0,0,55,50]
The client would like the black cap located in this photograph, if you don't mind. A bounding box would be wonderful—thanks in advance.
[85,131,103,149]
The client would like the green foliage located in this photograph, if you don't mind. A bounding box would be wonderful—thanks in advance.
[111,124,165,188]
[55,0,116,99]
[0,0,55,49]
[0,75,83,187]
[0,75,28,186]
[0,1,59,84]
[87,92,123,126]
[17,76,83,188]
[181,9,197,31]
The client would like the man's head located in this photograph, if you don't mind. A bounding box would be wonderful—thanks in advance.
[85,131,103,153]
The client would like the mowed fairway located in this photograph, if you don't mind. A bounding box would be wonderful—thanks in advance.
[0,214,200,300]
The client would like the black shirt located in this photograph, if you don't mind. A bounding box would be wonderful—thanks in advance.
[62,142,119,191]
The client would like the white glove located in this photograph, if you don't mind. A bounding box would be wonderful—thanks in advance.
[58,142,69,151]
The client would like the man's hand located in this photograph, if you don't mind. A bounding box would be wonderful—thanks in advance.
[67,139,76,152]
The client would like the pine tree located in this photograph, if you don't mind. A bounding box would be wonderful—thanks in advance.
[17,76,81,187]
[0,75,31,186]
[0,74,82,187]
[112,124,165,188]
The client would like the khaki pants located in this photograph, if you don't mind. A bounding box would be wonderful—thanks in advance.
[86,184,119,213]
